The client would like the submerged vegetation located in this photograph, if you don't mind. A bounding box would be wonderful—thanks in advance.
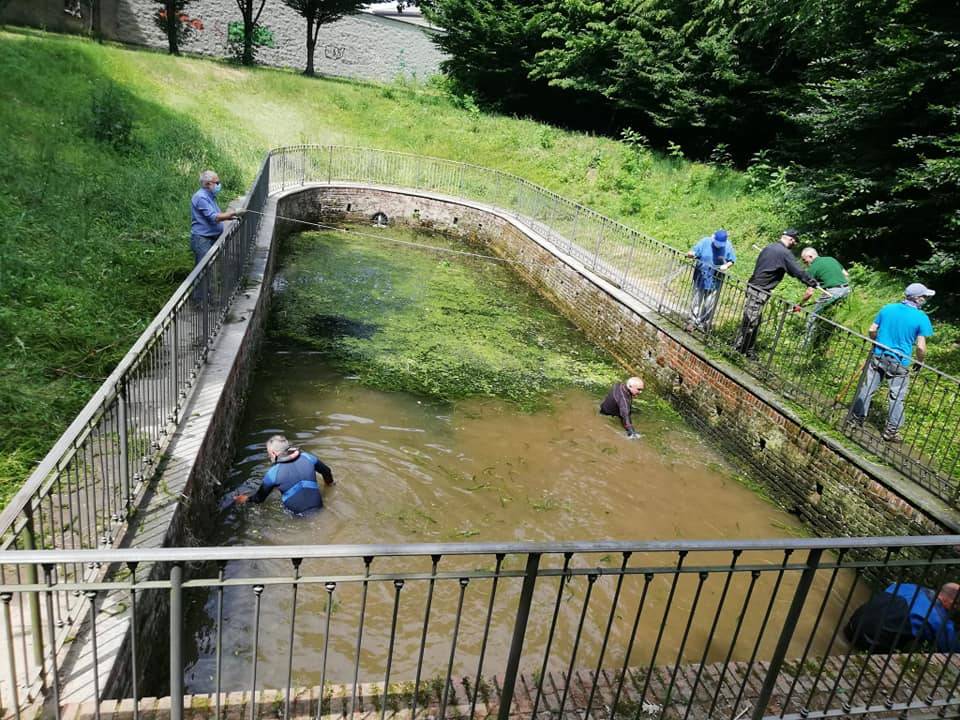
[271,225,621,408]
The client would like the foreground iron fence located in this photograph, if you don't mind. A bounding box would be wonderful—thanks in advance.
[0,158,271,699]
[2,537,960,720]
[2,146,959,718]
[267,145,960,502]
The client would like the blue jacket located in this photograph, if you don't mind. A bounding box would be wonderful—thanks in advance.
[690,237,736,291]
[248,450,334,514]
[886,583,960,652]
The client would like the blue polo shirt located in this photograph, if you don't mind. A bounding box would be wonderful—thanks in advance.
[873,301,934,367]
[190,187,223,238]
[690,237,736,291]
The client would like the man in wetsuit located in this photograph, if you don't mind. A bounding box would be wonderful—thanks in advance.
[600,376,644,438]
[233,435,335,514]
[733,229,819,359]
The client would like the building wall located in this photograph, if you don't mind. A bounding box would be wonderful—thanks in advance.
[1,0,446,83]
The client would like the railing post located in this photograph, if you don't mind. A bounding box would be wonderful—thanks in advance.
[752,548,822,720]
[569,207,580,254]
[591,221,604,272]
[169,318,179,426]
[117,380,131,513]
[327,146,334,184]
[2,592,21,720]
[497,552,540,720]
[169,563,184,720]
[765,301,789,371]
[21,506,45,674]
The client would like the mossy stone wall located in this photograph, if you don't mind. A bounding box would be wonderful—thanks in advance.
[277,184,959,541]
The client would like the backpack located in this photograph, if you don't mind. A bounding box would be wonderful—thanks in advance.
[844,593,914,652]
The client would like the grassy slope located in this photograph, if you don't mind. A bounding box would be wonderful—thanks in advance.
[0,28,955,504]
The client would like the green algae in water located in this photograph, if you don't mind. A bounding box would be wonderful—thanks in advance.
[272,226,622,409]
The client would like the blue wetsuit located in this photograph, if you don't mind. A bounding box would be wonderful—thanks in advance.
[247,450,334,514]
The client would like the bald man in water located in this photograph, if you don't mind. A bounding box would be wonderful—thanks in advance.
[600,376,645,438]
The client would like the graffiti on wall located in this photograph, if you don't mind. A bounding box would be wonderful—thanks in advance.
[323,44,357,64]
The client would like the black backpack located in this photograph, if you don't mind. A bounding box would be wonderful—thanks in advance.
[845,593,914,652]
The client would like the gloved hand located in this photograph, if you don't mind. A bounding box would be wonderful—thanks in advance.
[234,208,248,219]
[234,493,249,504]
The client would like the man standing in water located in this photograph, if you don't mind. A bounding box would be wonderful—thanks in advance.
[600,376,645,438]
[232,435,335,513]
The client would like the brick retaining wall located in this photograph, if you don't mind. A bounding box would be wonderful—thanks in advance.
[277,184,960,543]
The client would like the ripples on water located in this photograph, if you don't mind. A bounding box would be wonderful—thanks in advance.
[182,353,864,695]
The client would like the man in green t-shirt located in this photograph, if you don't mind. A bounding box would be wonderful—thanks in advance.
[794,247,850,342]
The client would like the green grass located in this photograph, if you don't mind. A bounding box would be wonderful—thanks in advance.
[0,27,956,506]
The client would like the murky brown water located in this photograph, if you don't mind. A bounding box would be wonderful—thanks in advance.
[183,351,867,695]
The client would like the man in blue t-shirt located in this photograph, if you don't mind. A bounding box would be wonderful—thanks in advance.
[233,435,335,514]
[685,229,736,332]
[849,283,935,442]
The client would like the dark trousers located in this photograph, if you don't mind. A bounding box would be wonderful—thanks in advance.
[733,286,770,357]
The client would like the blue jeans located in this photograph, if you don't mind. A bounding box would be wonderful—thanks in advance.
[190,234,217,266]
[851,356,910,433]
[189,234,217,303]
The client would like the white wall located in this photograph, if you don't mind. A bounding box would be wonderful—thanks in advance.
[2,0,447,83]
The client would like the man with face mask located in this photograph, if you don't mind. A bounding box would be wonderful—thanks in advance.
[190,169,243,266]
[849,283,935,443]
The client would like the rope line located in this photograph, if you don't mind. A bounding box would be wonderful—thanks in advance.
[242,209,516,264]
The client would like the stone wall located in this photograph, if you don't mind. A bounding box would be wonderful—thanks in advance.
[1,0,446,83]
[278,183,960,543]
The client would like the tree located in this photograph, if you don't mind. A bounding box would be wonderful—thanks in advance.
[282,0,365,76]
[153,0,198,55]
[422,0,566,118]
[235,0,268,65]
[767,0,960,290]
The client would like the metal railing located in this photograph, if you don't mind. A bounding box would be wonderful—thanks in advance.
[3,537,960,720]
[2,145,959,717]
[0,157,271,699]
[266,145,960,502]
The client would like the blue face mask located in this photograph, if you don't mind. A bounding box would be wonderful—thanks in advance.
[213,182,222,195]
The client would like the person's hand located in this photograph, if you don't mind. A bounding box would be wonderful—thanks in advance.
[626,430,640,439]
[233,208,248,219]
[792,304,803,313]
[234,493,249,505]
[911,363,922,376]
